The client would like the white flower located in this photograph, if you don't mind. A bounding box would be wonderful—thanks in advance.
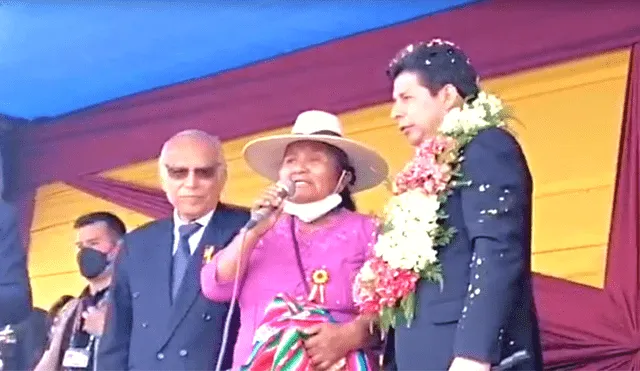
[439,91,506,135]
[387,190,439,223]
[474,92,505,117]
[374,190,441,272]
[358,260,377,282]
[459,107,488,133]
[439,107,462,134]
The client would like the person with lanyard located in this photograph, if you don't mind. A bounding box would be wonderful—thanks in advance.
[201,110,391,370]
[35,212,125,371]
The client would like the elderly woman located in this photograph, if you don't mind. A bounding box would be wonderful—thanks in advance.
[201,110,389,370]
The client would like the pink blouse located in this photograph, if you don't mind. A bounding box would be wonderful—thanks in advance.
[201,208,377,368]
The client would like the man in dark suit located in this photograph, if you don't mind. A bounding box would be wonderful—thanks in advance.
[385,40,543,370]
[12,307,49,371]
[98,130,248,370]
[0,200,32,327]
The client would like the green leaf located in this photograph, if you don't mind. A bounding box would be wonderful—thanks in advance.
[421,264,444,284]
[400,292,416,328]
[434,226,457,246]
[379,306,398,333]
[380,219,394,234]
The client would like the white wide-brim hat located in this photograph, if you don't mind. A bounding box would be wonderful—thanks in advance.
[242,110,389,193]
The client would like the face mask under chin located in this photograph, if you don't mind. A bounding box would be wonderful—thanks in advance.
[283,193,342,223]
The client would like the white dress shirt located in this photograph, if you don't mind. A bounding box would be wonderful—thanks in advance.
[171,209,215,256]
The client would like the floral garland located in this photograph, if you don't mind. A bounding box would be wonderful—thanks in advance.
[353,91,509,332]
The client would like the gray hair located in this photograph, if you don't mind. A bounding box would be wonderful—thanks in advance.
[159,129,225,164]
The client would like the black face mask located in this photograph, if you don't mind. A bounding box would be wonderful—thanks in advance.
[77,248,110,279]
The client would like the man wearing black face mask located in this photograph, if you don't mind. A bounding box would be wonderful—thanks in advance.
[37,212,126,371]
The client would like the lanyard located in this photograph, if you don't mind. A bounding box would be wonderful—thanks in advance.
[289,216,311,295]
[69,289,109,351]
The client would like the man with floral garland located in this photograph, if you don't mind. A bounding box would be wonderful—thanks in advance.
[381,39,543,370]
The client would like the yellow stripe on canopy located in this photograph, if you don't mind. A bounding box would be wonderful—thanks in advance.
[486,48,629,287]
[27,48,630,308]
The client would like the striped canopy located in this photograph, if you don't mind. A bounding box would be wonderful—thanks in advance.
[4,1,640,369]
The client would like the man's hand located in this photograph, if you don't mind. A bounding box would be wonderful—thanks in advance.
[81,306,106,336]
[449,357,490,371]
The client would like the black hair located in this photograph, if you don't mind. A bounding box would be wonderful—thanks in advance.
[47,295,75,318]
[73,211,127,238]
[386,40,480,100]
[324,143,357,212]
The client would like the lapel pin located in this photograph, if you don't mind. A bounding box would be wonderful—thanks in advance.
[203,245,216,264]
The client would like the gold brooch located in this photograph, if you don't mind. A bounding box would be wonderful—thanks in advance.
[203,245,216,264]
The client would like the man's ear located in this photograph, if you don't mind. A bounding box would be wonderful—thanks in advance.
[221,166,228,184]
[158,164,170,193]
[440,83,463,110]
[109,238,124,260]
[218,166,229,194]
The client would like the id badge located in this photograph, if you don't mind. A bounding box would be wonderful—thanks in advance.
[62,347,90,368]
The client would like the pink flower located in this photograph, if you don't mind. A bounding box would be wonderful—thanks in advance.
[393,136,456,196]
[356,135,459,316]
[354,257,420,314]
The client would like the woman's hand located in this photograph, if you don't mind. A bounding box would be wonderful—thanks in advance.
[303,322,367,371]
[210,183,289,283]
[248,183,287,237]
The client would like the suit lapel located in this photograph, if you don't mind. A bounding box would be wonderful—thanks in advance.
[146,220,173,319]
[161,206,233,346]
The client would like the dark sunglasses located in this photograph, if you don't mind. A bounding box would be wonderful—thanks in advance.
[164,164,222,180]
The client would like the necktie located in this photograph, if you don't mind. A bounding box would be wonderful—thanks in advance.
[171,222,202,302]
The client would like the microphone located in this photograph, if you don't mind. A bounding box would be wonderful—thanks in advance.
[215,179,295,371]
[244,179,295,230]
[491,350,530,371]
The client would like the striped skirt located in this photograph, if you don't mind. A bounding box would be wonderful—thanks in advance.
[240,294,378,371]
